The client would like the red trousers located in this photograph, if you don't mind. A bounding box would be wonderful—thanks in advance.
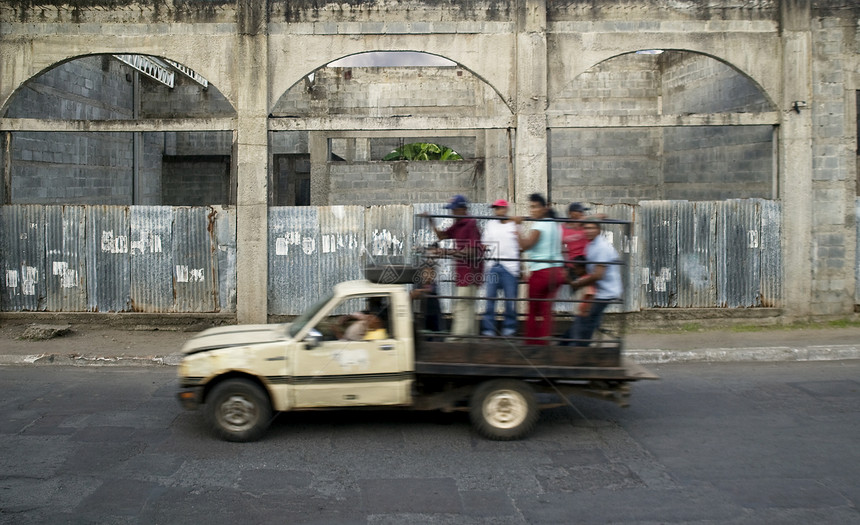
[526,266,565,345]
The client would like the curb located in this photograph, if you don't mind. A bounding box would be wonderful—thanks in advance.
[0,353,185,367]
[627,345,860,364]
[1,347,859,367]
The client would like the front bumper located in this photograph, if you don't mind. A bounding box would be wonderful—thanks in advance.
[177,387,203,410]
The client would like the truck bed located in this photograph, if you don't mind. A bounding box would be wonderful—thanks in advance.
[414,339,656,381]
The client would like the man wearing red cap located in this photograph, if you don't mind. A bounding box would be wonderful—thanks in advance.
[481,199,520,336]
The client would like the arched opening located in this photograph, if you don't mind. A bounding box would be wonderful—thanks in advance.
[269,51,511,206]
[0,54,236,206]
[549,50,778,204]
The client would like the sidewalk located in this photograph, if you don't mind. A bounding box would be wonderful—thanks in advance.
[0,321,859,367]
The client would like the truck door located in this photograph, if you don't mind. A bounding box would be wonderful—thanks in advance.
[292,293,411,408]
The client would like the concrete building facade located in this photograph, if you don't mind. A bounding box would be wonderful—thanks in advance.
[0,0,858,323]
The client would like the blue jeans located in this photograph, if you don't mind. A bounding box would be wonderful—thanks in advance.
[481,265,518,335]
[567,299,613,347]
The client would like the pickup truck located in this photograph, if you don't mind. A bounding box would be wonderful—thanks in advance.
[177,268,657,442]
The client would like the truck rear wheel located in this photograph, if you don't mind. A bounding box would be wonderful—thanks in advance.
[205,378,272,442]
[469,379,538,440]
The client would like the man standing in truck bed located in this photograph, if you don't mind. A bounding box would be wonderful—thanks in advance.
[568,218,622,346]
[423,194,483,337]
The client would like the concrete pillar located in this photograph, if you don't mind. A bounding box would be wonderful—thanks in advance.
[309,132,329,205]
[778,1,813,319]
[513,0,548,203]
[483,129,513,201]
[235,1,270,324]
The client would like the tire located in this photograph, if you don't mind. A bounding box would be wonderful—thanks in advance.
[205,378,273,442]
[469,379,538,440]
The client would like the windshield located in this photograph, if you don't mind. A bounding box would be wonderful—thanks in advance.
[288,293,334,338]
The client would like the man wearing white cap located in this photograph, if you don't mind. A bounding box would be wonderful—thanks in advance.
[480,199,520,336]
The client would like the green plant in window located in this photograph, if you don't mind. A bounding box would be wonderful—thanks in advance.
[383,143,463,161]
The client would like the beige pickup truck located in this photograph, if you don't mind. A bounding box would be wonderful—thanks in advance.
[177,275,656,442]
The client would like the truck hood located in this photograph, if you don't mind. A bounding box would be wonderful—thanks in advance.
[181,324,291,355]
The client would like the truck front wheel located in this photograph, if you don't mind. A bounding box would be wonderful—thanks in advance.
[205,378,273,442]
[469,379,538,440]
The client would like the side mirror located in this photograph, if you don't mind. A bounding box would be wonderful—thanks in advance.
[303,329,323,349]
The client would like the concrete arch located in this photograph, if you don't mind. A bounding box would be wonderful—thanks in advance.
[555,49,777,113]
[271,50,514,116]
[1,52,236,118]
[550,32,782,112]
[0,39,239,112]
[268,34,518,114]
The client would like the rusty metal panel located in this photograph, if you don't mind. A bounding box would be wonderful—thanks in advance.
[129,206,174,312]
[1,205,46,311]
[675,201,717,308]
[760,200,781,308]
[45,205,87,311]
[172,207,217,313]
[213,206,237,313]
[639,201,680,308]
[269,206,320,315]
[717,200,761,308]
[86,206,130,312]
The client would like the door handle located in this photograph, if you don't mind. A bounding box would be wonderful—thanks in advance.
[379,344,394,351]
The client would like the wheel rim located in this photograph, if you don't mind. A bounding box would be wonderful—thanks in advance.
[217,393,258,432]
[482,389,528,429]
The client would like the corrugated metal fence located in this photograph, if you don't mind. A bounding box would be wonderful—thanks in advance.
[1,205,236,312]
[0,199,781,314]
[266,199,782,315]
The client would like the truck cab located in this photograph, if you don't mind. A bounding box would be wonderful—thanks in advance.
[178,280,416,440]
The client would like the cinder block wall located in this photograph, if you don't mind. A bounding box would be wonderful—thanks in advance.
[809,15,858,316]
[139,75,234,119]
[661,52,773,114]
[663,126,774,200]
[328,161,483,205]
[551,51,775,204]
[9,131,134,204]
[552,53,661,116]
[272,66,507,118]
[4,56,133,120]
[551,128,662,204]
[1,57,173,204]
[4,57,137,204]
[161,157,230,205]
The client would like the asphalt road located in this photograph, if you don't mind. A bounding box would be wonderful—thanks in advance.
[1,361,859,524]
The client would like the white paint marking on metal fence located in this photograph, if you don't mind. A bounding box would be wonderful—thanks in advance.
[52,261,68,275]
[175,265,189,283]
[101,230,129,254]
[660,267,672,281]
[301,237,316,255]
[275,237,289,256]
[21,266,38,296]
[131,232,163,254]
[748,230,759,249]
[5,270,18,288]
[190,268,205,282]
[60,269,78,288]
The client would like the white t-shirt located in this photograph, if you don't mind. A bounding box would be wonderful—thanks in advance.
[482,220,520,276]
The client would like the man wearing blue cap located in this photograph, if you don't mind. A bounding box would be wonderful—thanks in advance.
[423,194,483,337]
